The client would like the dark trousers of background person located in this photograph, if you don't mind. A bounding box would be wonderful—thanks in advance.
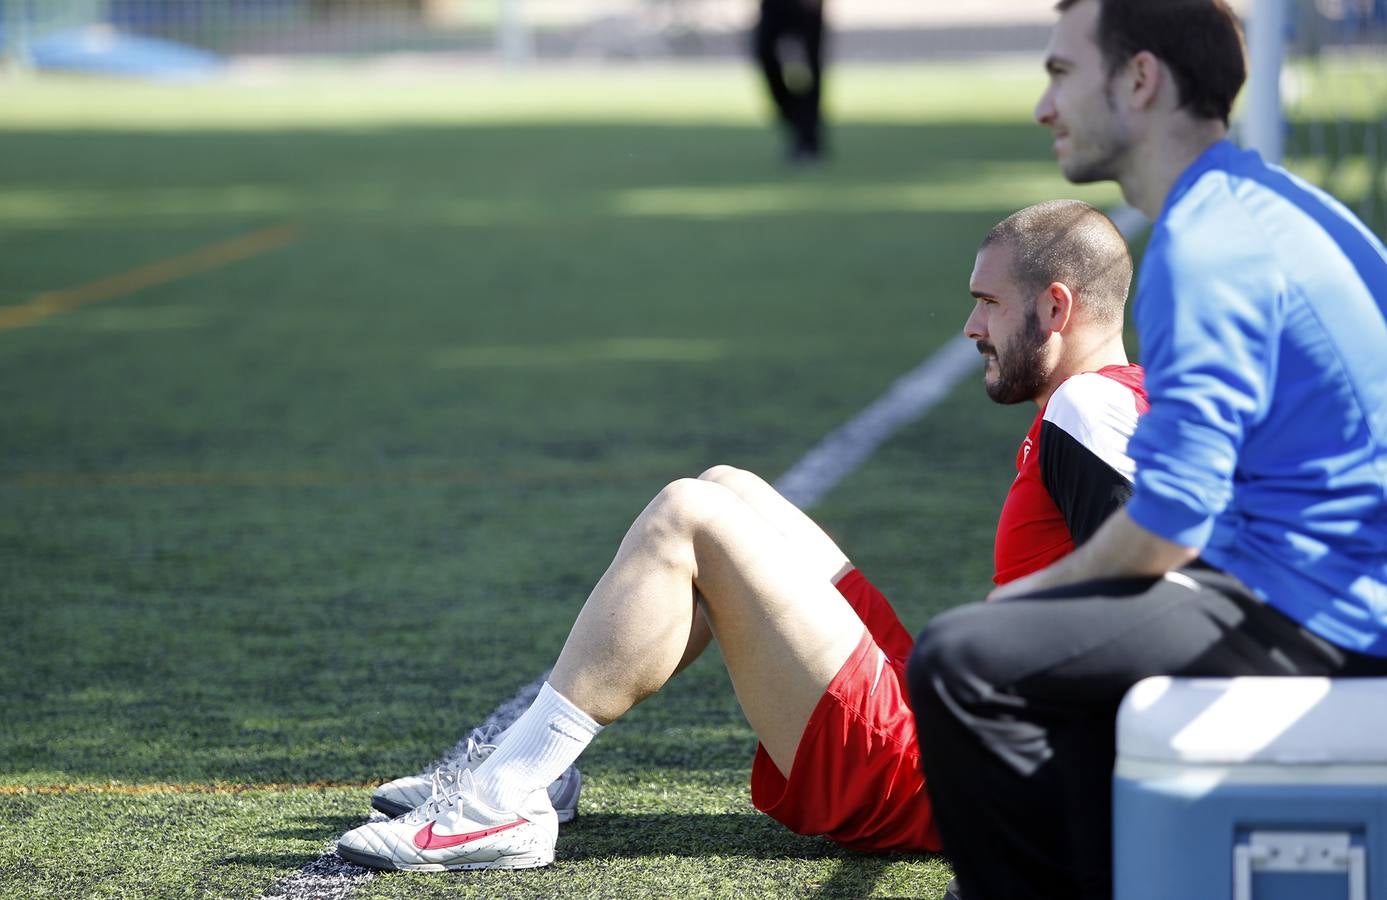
[753,0,825,162]
[905,564,1387,900]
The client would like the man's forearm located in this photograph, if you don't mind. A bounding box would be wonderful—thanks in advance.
[989,508,1199,601]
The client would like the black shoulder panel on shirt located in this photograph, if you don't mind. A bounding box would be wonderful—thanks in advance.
[1038,419,1133,547]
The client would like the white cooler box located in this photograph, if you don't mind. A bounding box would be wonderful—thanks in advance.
[1113,676,1387,900]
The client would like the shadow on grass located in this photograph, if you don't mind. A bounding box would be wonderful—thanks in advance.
[218,812,945,896]
[814,854,914,900]
[560,811,937,864]
[263,812,368,841]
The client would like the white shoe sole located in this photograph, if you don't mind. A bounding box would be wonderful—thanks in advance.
[337,843,552,871]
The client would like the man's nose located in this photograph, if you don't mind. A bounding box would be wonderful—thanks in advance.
[964,306,987,341]
[1035,87,1056,126]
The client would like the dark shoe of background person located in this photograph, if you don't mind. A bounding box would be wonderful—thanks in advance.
[786,139,826,167]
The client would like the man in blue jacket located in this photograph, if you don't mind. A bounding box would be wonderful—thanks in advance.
[906,2,1387,898]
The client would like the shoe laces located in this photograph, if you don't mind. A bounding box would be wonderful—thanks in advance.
[404,768,474,823]
[434,722,503,774]
[407,723,503,819]
[424,770,461,816]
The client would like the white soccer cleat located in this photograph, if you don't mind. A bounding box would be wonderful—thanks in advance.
[338,769,558,871]
[371,723,581,824]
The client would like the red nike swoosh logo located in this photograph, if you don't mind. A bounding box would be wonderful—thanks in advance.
[413,818,527,851]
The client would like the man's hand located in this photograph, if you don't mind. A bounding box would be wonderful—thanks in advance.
[987,508,1199,601]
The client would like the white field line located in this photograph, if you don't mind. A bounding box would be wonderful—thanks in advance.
[774,335,980,508]
[262,202,1148,899]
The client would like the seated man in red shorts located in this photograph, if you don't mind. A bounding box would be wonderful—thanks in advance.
[335,199,1145,871]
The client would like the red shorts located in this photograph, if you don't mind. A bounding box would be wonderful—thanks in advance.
[749,569,941,854]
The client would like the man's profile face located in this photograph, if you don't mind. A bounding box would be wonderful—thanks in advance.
[964,244,1051,405]
[1034,0,1131,184]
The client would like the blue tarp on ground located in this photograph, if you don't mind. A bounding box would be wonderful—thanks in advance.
[1,26,222,79]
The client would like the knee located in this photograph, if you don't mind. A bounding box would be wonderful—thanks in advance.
[697,464,762,495]
[645,477,731,540]
[905,624,944,709]
[906,604,994,709]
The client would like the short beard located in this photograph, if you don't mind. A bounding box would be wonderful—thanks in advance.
[982,309,1048,405]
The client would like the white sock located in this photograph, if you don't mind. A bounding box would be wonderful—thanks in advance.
[471,682,602,811]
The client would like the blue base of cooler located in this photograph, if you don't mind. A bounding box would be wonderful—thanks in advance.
[1114,776,1387,900]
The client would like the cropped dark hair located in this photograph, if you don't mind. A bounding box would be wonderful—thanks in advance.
[1056,0,1246,124]
[981,200,1132,327]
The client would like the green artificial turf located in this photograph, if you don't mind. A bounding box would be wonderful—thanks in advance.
[3,56,1373,898]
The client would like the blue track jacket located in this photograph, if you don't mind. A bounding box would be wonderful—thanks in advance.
[1126,140,1387,656]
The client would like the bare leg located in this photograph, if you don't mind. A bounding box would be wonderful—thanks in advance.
[346,469,871,860]
[672,466,853,676]
[697,465,852,584]
[672,603,714,677]
[549,476,865,775]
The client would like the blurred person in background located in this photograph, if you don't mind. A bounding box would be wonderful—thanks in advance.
[753,0,827,163]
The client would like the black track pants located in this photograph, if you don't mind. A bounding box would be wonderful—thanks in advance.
[906,565,1387,900]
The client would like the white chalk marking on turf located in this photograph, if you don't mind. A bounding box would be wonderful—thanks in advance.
[258,672,552,900]
[775,335,981,509]
[265,206,1154,898]
[258,838,384,900]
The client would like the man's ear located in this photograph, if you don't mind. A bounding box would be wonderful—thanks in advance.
[1122,50,1164,112]
[1039,282,1075,334]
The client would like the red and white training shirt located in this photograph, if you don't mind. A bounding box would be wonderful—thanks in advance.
[993,364,1148,585]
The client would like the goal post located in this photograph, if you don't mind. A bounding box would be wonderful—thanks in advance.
[1242,0,1387,234]
[496,0,531,65]
[1244,0,1291,163]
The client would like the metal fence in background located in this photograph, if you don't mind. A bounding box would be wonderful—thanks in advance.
[0,0,751,65]
[1282,0,1387,234]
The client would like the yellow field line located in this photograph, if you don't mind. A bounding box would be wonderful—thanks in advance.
[0,223,303,333]
[0,780,371,797]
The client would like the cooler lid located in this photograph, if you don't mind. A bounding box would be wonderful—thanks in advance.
[1117,676,1387,765]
